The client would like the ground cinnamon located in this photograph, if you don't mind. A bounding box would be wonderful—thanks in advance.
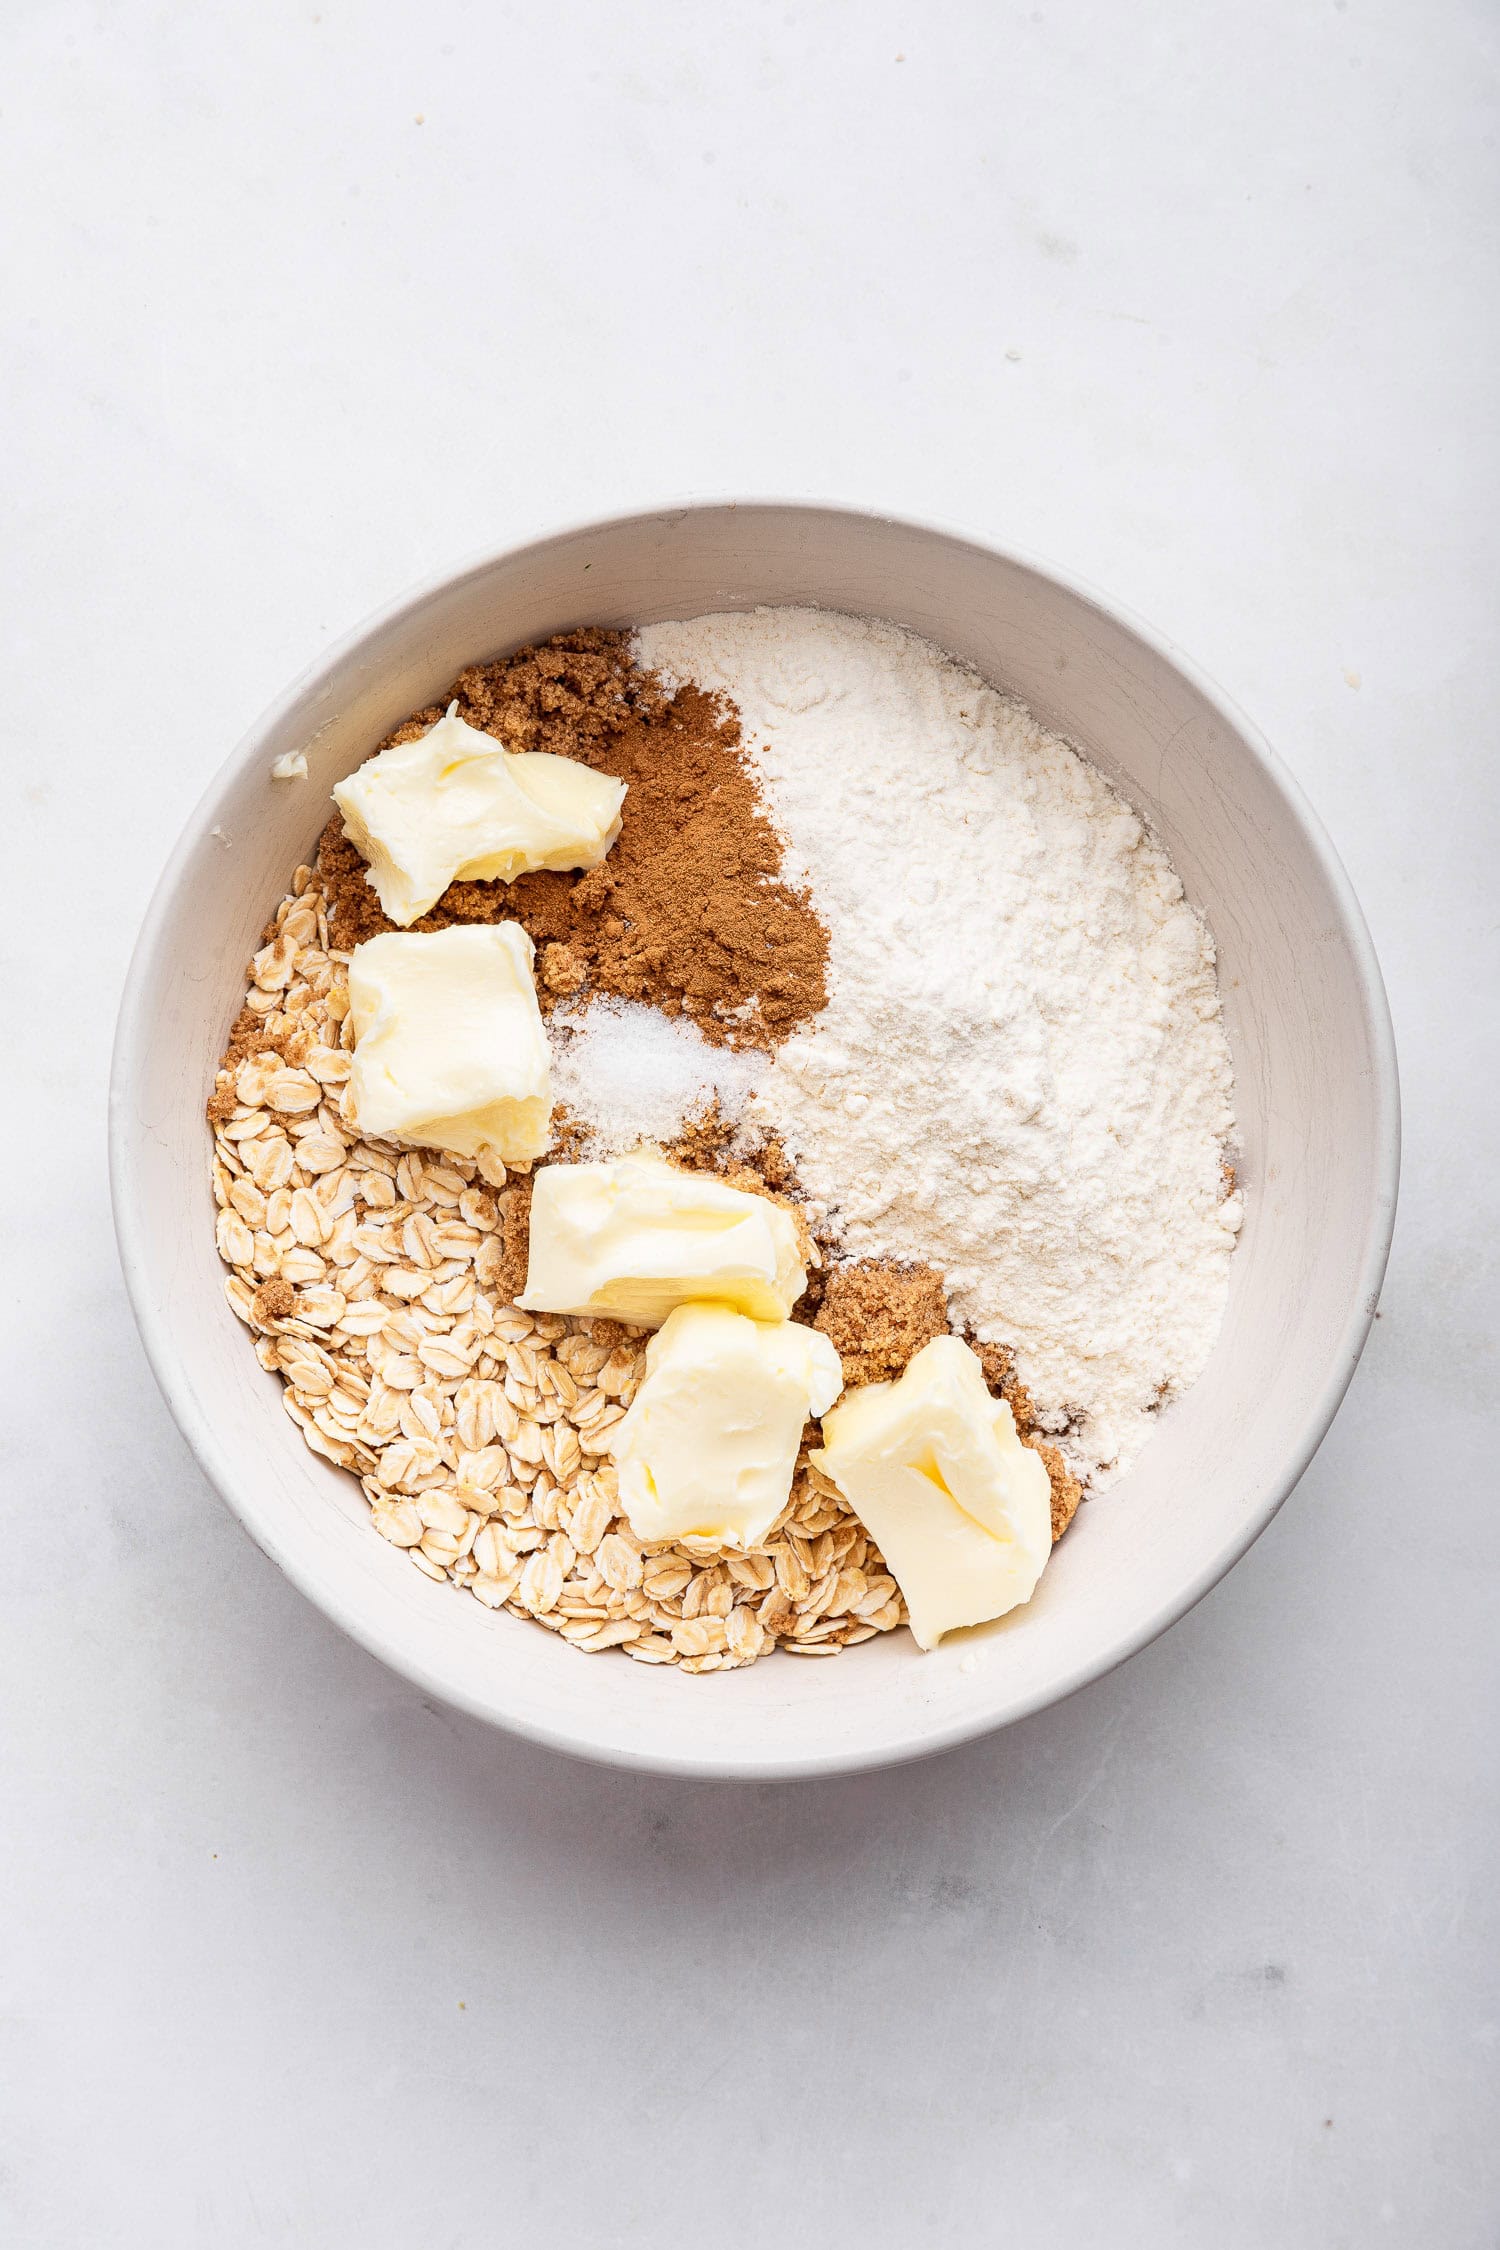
[319,630,827,1050]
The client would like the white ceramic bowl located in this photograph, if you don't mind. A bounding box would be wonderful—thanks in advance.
[110,503,1399,1779]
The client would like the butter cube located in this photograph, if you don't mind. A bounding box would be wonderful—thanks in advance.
[518,1148,807,1327]
[608,1303,844,1547]
[334,703,626,926]
[812,1335,1052,1650]
[346,923,551,1162]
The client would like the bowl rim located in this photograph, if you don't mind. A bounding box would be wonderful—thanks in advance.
[109,497,1401,1778]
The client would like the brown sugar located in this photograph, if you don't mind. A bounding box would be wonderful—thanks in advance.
[813,1260,949,1388]
[319,629,827,1051]
[971,1336,1036,1437]
[250,1278,294,1325]
[968,1335,1080,1540]
[1034,1443,1084,1542]
[221,1009,280,1070]
[539,941,587,996]
[480,1174,535,1305]
[666,1102,802,1194]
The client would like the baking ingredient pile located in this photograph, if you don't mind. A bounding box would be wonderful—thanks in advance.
[211,612,1242,1671]
[306,615,1239,1483]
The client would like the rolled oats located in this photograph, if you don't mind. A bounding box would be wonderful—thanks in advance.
[207,869,906,1671]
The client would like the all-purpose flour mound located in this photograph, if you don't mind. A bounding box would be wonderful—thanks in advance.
[633,608,1243,1483]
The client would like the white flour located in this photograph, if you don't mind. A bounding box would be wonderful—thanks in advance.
[633,608,1242,1483]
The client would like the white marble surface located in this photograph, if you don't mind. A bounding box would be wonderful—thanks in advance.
[4,2,1497,2242]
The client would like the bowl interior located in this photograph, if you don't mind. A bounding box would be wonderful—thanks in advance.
[111,504,1397,1777]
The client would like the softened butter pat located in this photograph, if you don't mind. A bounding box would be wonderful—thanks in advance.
[812,1334,1052,1650]
[347,923,551,1162]
[518,1148,806,1327]
[608,1303,843,1547]
[333,703,626,926]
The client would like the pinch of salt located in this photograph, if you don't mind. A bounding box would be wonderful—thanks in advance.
[547,996,767,1157]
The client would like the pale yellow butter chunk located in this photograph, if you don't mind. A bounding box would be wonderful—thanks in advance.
[812,1334,1052,1651]
[346,923,551,1162]
[607,1303,844,1547]
[333,702,626,926]
[518,1147,807,1327]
